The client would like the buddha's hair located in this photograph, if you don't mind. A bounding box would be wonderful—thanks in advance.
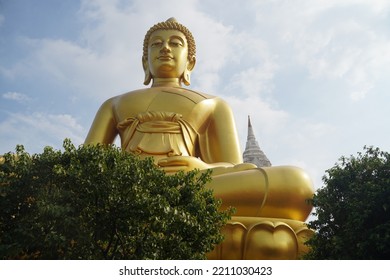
[143,18,196,60]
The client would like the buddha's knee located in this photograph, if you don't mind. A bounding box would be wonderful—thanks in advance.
[259,166,314,221]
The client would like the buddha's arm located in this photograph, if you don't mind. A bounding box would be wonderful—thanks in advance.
[84,99,118,145]
[200,98,243,165]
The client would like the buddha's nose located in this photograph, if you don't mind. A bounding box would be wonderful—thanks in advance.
[160,42,171,52]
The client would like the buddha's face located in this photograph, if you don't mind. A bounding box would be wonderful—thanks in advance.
[147,29,189,79]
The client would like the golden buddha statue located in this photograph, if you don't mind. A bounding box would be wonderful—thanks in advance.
[85,18,314,260]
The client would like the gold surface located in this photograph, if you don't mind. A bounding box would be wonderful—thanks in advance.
[85,18,314,259]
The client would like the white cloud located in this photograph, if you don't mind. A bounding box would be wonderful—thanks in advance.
[220,32,279,100]
[0,112,85,154]
[13,37,138,102]
[191,18,233,93]
[252,0,390,101]
[2,92,30,102]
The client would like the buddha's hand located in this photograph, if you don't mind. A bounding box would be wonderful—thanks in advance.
[158,156,211,173]
[211,162,257,176]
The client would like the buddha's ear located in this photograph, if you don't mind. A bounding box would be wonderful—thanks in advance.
[142,56,152,85]
[182,56,196,86]
[187,55,196,71]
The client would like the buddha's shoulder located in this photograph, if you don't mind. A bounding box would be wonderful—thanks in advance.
[111,88,154,101]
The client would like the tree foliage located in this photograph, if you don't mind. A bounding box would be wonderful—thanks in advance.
[305,146,390,259]
[0,139,232,260]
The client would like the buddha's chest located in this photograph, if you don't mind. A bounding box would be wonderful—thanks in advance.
[115,90,212,132]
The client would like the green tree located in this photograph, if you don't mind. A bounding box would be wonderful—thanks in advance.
[305,146,390,259]
[0,139,232,260]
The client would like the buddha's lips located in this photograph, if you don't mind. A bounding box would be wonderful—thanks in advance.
[158,55,173,60]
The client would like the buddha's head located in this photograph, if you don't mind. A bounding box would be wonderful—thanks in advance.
[142,18,196,86]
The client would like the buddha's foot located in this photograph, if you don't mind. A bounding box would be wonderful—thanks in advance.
[207,216,314,260]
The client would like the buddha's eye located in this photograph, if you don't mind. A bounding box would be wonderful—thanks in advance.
[150,40,163,48]
[169,38,183,47]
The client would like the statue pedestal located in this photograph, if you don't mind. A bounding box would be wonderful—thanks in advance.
[207,216,313,260]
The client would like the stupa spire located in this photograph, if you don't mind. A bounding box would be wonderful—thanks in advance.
[243,116,271,167]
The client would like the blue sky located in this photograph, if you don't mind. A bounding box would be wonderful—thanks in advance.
[1,0,390,190]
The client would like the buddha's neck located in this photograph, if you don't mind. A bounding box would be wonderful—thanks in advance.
[152,78,182,88]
